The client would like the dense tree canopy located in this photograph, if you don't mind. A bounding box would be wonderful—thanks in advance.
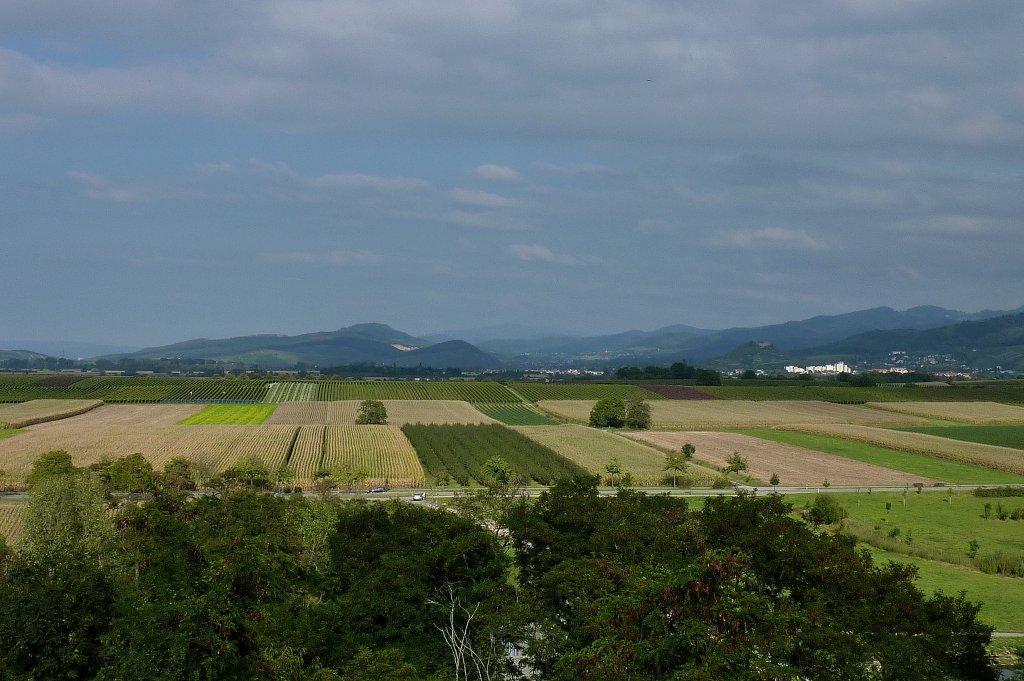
[0,460,998,680]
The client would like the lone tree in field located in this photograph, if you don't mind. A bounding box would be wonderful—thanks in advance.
[724,451,748,476]
[770,472,780,487]
[355,399,388,425]
[589,397,626,428]
[663,442,695,487]
[624,398,652,429]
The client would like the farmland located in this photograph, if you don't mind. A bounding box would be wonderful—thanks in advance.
[472,402,561,425]
[316,380,518,402]
[265,400,495,425]
[401,423,586,486]
[288,426,326,482]
[740,429,1024,485]
[264,382,318,403]
[696,382,1024,404]
[0,502,27,545]
[0,399,103,428]
[898,424,1024,449]
[624,431,935,486]
[322,425,424,487]
[866,401,1024,424]
[179,404,277,425]
[513,424,719,486]
[779,424,1024,476]
[511,382,663,402]
[537,399,924,429]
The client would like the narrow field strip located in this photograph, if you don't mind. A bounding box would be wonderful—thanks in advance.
[624,431,936,487]
[0,399,104,428]
[513,424,718,486]
[866,401,1024,424]
[323,425,424,488]
[741,429,1024,485]
[537,399,925,429]
[512,382,664,402]
[473,402,561,425]
[263,382,318,403]
[178,404,277,425]
[0,503,28,545]
[288,426,325,482]
[897,424,1024,449]
[778,423,1024,476]
[27,404,205,428]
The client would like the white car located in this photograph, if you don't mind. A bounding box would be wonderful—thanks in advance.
[412,492,425,502]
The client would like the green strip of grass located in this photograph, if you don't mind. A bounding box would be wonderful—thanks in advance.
[0,429,21,440]
[897,424,1024,450]
[864,546,1024,632]
[740,429,1024,484]
[178,404,277,425]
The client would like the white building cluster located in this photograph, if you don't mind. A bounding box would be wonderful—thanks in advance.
[784,361,852,375]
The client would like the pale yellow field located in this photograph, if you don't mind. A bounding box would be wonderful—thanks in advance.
[865,401,1024,424]
[624,431,936,486]
[780,424,1024,475]
[512,424,718,486]
[0,399,104,428]
[322,425,424,487]
[35,404,205,429]
[289,426,325,482]
[0,502,28,545]
[266,400,495,426]
[537,400,924,430]
[0,423,297,480]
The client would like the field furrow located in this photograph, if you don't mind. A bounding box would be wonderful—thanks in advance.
[322,425,424,487]
[288,426,325,482]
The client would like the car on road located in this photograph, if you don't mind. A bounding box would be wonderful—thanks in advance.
[367,486,388,494]
[412,492,425,501]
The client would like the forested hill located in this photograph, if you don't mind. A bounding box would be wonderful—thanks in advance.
[106,323,503,369]
[800,312,1024,369]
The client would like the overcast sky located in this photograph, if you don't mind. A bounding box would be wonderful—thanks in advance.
[2,0,1022,346]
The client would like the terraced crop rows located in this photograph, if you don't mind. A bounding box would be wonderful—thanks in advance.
[264,382,318,403]
[323,425,423,487]
[0,399,104,428]
[537,400,925,429]
[780,424,1024,475]
[316,381,517,402]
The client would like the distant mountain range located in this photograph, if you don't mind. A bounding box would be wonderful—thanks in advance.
[3,304,1022,371]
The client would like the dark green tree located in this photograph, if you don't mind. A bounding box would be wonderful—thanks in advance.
[355,399,388,425]
[589,397,625,428]
[624,398,652,429]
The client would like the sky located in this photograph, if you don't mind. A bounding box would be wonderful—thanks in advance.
[2,0,1023,347]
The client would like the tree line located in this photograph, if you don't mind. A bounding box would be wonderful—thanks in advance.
[0,455,1001,680]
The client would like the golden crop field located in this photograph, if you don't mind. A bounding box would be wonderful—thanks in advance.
[512,424,718,486]
[623,431,936,486]
[0,399,104,428]
[289,426,325,482]
[0,502,27,545]
[0,423,297,480]
[537,400,925,430]
[37,404,206,429]
[322,425,424,487]
[780,424,1024,475]
[266,400,495,426]
[865,401,1024,424]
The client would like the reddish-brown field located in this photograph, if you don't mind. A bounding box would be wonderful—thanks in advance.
[623,431,937,486]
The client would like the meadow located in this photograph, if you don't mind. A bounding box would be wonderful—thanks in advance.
[780,424,1024,476]
[741,429,1024,485]
[624,431,935,487]
[179,404,277,425]
[898,424,1024,449]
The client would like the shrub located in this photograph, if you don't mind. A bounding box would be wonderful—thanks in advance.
[807,494,847,525]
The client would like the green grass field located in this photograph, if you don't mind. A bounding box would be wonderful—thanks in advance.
[897,424,1024,449]
[864,546,1024,632]
[178,404,277,425]
[472,403,561,425]
[740,429,1024,484]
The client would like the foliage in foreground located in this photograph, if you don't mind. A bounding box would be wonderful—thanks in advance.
[0,463,999,680]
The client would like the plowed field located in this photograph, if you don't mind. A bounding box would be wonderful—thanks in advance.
[623,431,937,486]
[0,399,104,428]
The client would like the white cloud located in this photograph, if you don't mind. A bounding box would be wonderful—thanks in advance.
[449,187,521,208]
[473,164,520,181]
[727,227,826,250]
[506,243,593,265]
[67,171,149,203]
